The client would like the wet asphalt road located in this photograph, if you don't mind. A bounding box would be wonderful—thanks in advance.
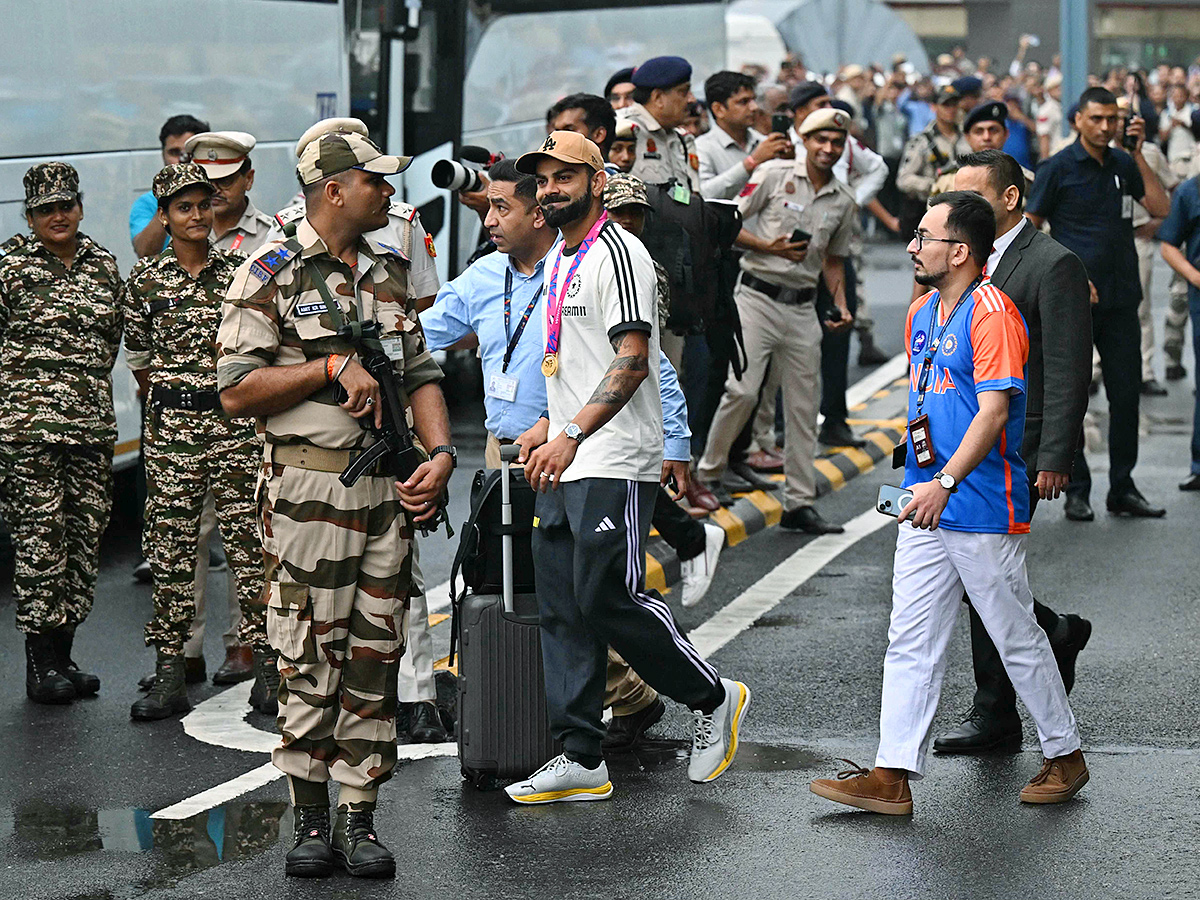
[1,242,1197,899]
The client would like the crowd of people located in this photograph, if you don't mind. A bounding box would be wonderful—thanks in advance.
[0,33,1198,878]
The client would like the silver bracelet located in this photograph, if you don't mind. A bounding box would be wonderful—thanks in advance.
[333,354,351,382]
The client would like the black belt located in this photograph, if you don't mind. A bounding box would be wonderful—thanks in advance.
[153,387,221,412]
[739,273,815,306]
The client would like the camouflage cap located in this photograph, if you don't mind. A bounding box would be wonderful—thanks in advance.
[294,117,368,158]
[296,126,411,186]
[152,162,215,201]
[603,173,651,211]
[24,162,80,209]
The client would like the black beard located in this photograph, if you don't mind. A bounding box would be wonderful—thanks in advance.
[914,264,947,287]
[541,192,592,229]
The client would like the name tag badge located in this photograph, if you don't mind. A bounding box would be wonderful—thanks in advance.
[782,199,805,213]
[908,414,936,468]
[294,301,326,317]
[380,336,405,361]
[1121,194,1133,219]
[487,372,519,402]
[670,183,692,205]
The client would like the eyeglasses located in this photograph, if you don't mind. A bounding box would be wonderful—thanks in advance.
[911,231,964,251]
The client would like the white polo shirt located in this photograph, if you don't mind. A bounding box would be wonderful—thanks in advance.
[544,219,663,484]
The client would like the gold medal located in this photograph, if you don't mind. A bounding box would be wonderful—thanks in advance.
[541,353,558,377]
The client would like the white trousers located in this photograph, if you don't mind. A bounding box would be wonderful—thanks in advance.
[876,524,1081,778]
[397,543,435,703]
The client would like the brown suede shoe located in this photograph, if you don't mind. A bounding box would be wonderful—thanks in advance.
[1019,749,1089,804]
[810,760,913,815]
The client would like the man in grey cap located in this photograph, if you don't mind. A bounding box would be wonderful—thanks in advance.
[616,55,702,192]
[185,131,275,256]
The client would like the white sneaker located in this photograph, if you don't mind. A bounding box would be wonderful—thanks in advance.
[688,678,751,784]
[505,754,614,805]
[680,523,725,608]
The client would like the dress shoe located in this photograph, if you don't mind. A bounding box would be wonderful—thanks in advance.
[857,333,891,366]
[818,420,867,448]
[684,479,721,512]
[744,450,784,473]
[212,644,254,685]
[810,761,912,815]
[704,480,734,507]
[602,696,666,752]
[1179,473,1200,492]
[408,700,448,743]
[1140,377,1168,396]
[728,461,780,491]
[286,805,334,878]
[780,506,844,534]
[1165,362,1187,382]
[1019,749,1089,804]
[1106,488,1165,518]
[933,708,1022,755]
[1064,494,1094,521]
[722,468,757,493]
[1051,614,1092,694]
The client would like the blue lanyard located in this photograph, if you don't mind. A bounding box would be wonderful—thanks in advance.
[502,267,543,374]
[915,278,981,414]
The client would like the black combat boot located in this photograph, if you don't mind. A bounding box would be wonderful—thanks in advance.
[286,804,334,878]
[51,627,100,697]
[130,651,192,720]
[25,633,76,704]
[248,647,280,715]
[333,805,395,878]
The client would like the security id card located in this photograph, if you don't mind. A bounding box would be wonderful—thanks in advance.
[908,414,936,467]
[487,372,519,402]
[380,336,405,361]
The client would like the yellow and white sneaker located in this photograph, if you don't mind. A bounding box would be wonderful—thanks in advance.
[688,678,751,784]
[505,754,614,805]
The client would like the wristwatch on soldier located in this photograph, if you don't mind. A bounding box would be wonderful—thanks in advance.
[430,445,457,469]
[933,470,958,493]
[564,423,586,444]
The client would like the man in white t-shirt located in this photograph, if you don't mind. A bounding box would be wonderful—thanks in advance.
[506,131,751,804]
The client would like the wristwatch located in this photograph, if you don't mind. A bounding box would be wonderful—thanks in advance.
[430,445,457,469]
[933,471,958,493]
[564,423,586,444]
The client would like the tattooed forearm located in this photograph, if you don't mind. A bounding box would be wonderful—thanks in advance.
[585,352,649,407]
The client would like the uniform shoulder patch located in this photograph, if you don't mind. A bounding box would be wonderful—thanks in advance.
[272,204,304,229]
[389,200,418,222]
[247,239,300,283]
[424,233,436,258]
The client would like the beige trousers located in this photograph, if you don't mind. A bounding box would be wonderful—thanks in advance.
[1136,236,1158,381]
[183,491,243,657]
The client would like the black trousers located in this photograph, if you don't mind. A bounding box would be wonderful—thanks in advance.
[1067,304,1141,499]
[532,479,723,759]
[819,257,859,426]
[652,486,706,561]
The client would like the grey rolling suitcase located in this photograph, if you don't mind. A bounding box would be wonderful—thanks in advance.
[454,444,558,788]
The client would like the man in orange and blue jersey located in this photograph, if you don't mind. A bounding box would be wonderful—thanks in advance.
[810,192,1088,816]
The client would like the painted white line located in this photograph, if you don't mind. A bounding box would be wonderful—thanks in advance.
[428,578,453,615]
[152,762,281,820]
[689,506,893,660]
[845,351,909,411]
[183,681,276,753]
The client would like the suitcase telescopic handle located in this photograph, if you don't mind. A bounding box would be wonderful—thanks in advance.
[499,443,521,613]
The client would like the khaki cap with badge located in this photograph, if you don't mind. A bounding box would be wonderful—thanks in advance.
[24,162,80,209]
[152,162,215,201]
[515,130,606,175]
[603,173,652,210]
[296,124,411,185]
[184,131,256,179]
[294,117,369,158]
[798,107,851,137]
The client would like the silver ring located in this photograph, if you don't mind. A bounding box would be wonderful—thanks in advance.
[365,397,375,406]
[540,473,550,479]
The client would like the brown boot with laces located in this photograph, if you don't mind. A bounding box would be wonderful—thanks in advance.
[1019,749,1089,804]
[810,760,913,815]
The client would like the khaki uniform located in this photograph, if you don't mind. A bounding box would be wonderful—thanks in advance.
[897,123,972,202]
[698,159,856,510]
[616,103,702,192]
[0,233,121,634]
[211,198,274,257]
[1133,141,1179,381]
[122,245,268,656]
[216,217,443,790]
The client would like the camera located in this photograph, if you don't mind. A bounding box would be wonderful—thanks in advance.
[431,145,500,193]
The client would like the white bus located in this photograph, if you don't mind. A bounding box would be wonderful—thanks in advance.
[0,0,349,469]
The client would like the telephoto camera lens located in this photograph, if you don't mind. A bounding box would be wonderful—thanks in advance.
[431,159,484,193]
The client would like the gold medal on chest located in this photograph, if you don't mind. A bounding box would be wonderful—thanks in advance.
[541,353,559,377]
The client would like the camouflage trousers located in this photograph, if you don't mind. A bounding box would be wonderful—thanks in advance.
[0,441,112,634]
[143,408,267,655]
[259,456,412,790]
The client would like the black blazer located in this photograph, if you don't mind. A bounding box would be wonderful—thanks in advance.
[988,218,1092,474]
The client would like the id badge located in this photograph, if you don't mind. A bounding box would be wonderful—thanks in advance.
[908,414,936,468]
[487,372,519,402]
[1121,194,1133,219]
[380,336,405,361]
[670,183,692,205]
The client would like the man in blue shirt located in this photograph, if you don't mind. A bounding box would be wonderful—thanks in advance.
[1027,86,1170,520]
[131,115,210,259]
[421,160,724,747]
[1157,169,1200,491]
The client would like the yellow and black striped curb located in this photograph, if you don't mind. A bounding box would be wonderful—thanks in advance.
[644,422,904,592]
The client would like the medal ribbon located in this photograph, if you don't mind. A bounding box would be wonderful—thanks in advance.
[544,212,608,360]
[914,277,981,415]
[502,267,543,373]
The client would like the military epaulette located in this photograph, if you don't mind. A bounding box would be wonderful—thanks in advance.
[388,200,418,223]
[247,239,302,284]
[272,203,305,230]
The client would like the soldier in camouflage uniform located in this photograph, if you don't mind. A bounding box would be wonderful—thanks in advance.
[122,163,274,722]
[216,124,453,879]
[0,162,121,705]
[897,85,972,230]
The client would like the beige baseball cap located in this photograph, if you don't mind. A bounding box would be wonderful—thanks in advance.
[184,131,256,179]
[515,131,605,175]
[296,128,411,186]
